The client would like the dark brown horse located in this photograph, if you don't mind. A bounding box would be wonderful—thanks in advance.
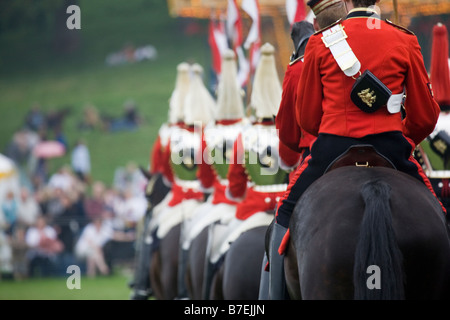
[149,197,205,300]
[285,166,450,300]
[149,223,181,300]
[209,225,269,300]
[185,226,209,299]
[129,169,170,300]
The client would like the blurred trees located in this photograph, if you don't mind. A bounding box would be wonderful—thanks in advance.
[0,0,80,54]
[0,0,61,34]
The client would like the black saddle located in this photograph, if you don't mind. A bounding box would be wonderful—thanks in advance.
[325,144,396,173]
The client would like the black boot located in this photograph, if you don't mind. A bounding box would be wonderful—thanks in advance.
[258,253,269,300]
[176,248,189,299]
[268,223,289,300]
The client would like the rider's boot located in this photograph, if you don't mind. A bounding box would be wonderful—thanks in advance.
[258,253,270,299]
[268,222,289,300]
[176,247,189,299]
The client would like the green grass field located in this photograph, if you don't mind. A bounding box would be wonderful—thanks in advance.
[0,272,132,300]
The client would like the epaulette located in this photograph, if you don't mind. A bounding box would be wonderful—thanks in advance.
[385,19,415,35]
[313,18,343,35]
[289,55,304,66]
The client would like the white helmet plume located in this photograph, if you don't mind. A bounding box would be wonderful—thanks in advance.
[168,62,190,124]
[183,63,216,126]
[215,49,245,120]
[250,43,282,119]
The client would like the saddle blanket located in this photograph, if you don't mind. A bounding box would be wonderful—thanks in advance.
[209,211,273,264]
[181,202,237,251]
[155,198,203,239]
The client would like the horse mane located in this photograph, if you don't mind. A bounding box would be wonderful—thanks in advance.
[353,179,405,300]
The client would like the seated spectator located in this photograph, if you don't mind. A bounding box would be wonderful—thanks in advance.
[53,191,87,275]
[54,125,68,151]
[113,161,147,197]
[109,100,143,132]
[78,104,102,131]
[102,189,144,273]
[75,215,112,277]
[45,187,66,222]
[84,181,107,221]
[25,215,64,277]
[47,165,76,193]
[0,230,13,279]
[71,139,91,184]
[45,106,71,137]
[17,187,41,229]
[24,103,46,132]
[10,225,29,280]
[2,191,18,236]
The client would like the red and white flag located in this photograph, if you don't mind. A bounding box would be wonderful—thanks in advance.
[208,17,228,75]
[241,0,261,73]
[226,0,243,50]
[236,46,250,87]
[286,0,307,27]
[242,0,261,50]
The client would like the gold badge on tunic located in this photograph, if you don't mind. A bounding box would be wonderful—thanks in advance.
[358,88,377,107]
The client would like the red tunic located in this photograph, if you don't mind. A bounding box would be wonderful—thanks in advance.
[276,57,316,156]
[296,14,440,147]
[149,135,163,174]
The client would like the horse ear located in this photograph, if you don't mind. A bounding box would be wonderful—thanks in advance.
[139,165,152,180]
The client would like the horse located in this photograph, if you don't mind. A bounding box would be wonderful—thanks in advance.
[284,166,450,300]
[149,223,182,300]
[210,225,268,300]
[184,207,270,300]
[185,226,209,299]
[129,167,170,300]
[149,194,204,300]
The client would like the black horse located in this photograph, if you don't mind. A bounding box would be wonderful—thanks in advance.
[185,226,209,299]
[209,225,268,300]
[129,168,170,300]
[285,166,450,300]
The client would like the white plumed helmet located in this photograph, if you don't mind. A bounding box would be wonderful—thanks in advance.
[249,43,282,119]
[215,49,245,120]
[183,63,216,126]
[168,62,191,124]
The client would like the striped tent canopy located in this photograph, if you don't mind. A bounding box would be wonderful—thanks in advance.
[167,0,450,26]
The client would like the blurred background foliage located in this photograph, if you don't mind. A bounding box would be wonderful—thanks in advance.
[0,0,210,186]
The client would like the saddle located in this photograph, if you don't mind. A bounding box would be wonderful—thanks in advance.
[325,144,396,173]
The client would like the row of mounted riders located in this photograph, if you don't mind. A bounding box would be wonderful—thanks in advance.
[127,143,450,300]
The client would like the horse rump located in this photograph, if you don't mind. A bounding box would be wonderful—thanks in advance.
[287,167,450,300]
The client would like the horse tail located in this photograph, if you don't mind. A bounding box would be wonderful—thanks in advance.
[353,179,405,300]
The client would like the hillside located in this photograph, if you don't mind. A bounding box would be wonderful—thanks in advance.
[0,0,211,185]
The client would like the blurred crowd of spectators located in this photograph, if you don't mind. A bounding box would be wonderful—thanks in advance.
[0,104,148,280]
